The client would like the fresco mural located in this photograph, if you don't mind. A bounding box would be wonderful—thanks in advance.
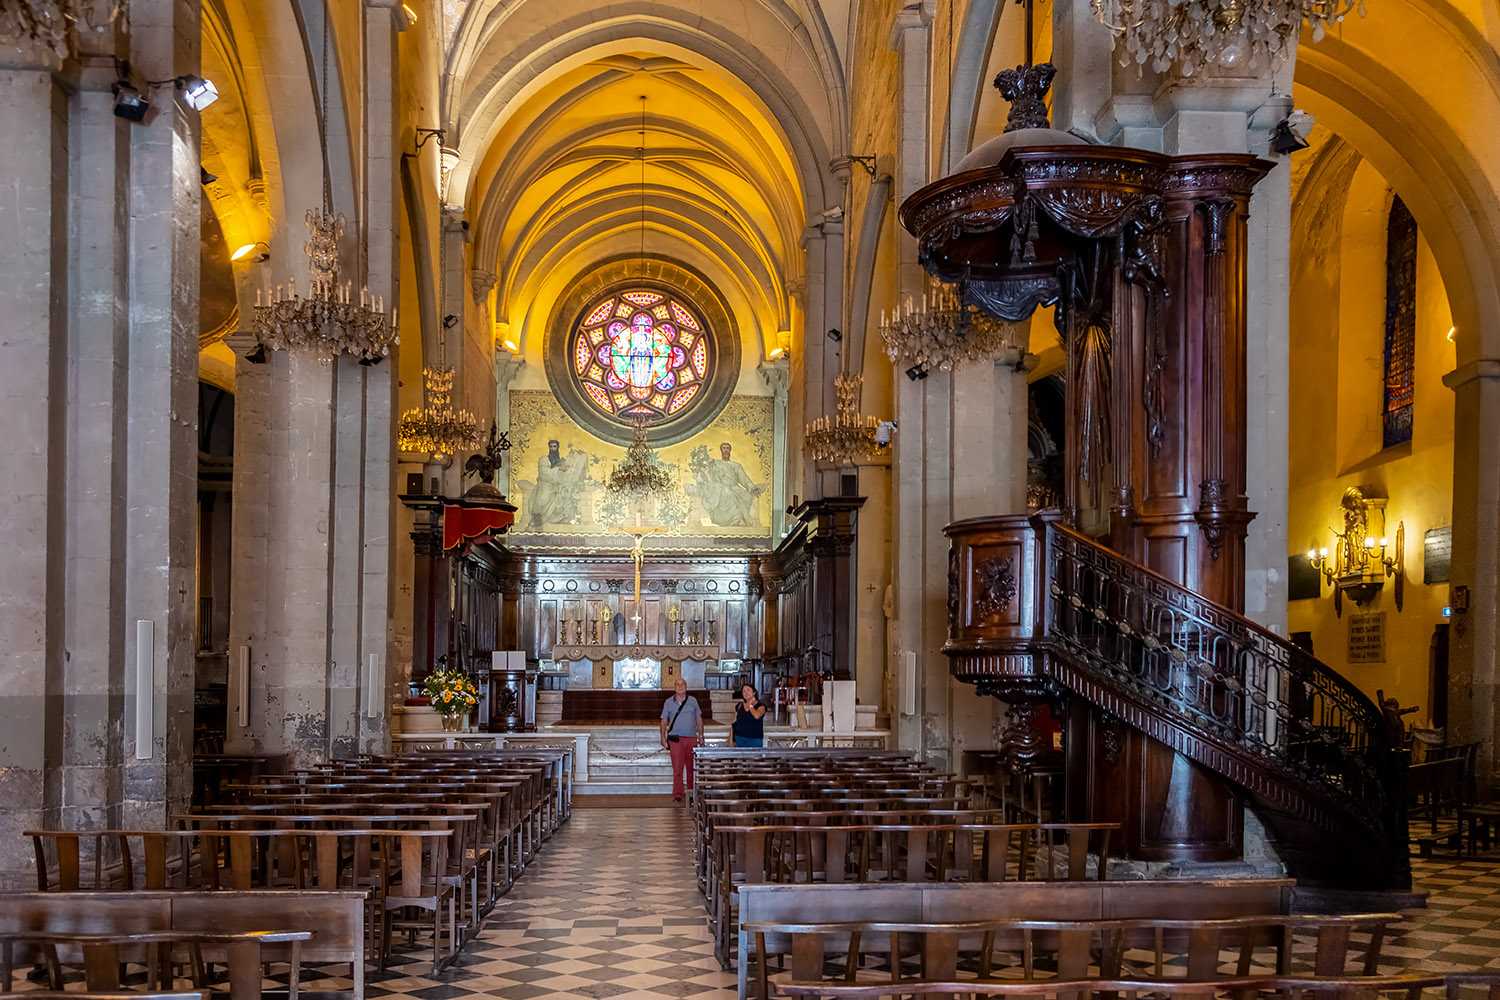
[507,390,775,550]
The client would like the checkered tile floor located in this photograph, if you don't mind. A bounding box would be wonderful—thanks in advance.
[10,811,1500,998]
[359,813,1500,998]
[368,805,734,999]
[1389,856,1500,972]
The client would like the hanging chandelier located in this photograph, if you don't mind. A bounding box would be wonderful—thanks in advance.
[398,365,482,461]
[606,415,673,498]
[249,2,396,363]
[0,0,121,62]
[881,279,1024,377]
[250,209,399,361]
[1093,0,1362,75]
[806,373,880,465]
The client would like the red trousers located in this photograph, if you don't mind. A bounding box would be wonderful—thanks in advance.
[668,736,699,798]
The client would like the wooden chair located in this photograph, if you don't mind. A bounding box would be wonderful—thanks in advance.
[378,830,457,975]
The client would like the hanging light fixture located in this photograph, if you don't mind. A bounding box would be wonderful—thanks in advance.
[0,0,122,63]
[249,0,396,362]
[1093,0,1363,75]
[398,365,482,461]
[880,278,1025,375]
[606,415,673,499]
[805,372,881,465]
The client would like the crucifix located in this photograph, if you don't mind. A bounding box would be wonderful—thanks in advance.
[616,525,668,642]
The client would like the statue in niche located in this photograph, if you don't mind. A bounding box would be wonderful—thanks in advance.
[689,442,764,527]
[524,439,591,528]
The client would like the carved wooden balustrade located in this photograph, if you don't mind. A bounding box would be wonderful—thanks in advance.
[946,514,1410,891]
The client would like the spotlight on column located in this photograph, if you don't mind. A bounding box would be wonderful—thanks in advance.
[175,75,219,111]
[231,241,271,264]
[200,166,217,185]
[112,80,150,122]
[359,355,385,367]
[246,344,268,365]
[826,328,842,342]
[905,363,929,381]
[1270,113,1311,155]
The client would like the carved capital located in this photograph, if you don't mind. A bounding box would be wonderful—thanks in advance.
[471,269,498,303]
[519,578,538,594]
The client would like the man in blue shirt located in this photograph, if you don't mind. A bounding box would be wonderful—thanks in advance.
[660,677,704,802]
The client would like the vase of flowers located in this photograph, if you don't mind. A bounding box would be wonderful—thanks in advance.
[423,668,479,730]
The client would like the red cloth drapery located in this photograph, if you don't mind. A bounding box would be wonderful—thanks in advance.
[442,504,514,551]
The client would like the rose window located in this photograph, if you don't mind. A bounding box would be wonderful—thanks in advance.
[571,289,712,423]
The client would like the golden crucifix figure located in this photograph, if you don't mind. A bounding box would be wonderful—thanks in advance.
[616,525,668,608]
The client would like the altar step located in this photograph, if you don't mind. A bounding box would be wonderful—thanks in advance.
[572,722,729,796]
[538,691,563,727]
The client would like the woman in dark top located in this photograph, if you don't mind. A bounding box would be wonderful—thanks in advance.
[733,683,767,747]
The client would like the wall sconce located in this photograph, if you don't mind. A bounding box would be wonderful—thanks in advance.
[1305,486,1404,618]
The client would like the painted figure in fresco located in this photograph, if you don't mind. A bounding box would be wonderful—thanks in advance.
[527,439,590,528]
[694,442,763,527]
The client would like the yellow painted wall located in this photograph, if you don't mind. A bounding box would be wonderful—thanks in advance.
[1287,156,1457,724]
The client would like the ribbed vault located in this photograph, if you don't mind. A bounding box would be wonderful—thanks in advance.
[441,0,848,367]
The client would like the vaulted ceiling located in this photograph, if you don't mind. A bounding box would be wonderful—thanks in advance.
[440,0,849,361]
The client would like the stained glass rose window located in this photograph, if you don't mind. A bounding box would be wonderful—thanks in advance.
[570,288,713,422]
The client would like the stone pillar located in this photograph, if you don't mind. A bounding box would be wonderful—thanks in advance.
[1443,360,1500,785]
[360,0,406,752]
[0,48,71,884]
[887,0,950,764]
[123,0,203,823]
[948,352,1035,764]
[63,46,132,837]
[800,222,845,501]
[759,359,790,539]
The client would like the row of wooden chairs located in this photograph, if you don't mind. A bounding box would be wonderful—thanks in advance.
[689,749,1124,969]
[0,928,310,1000]
[27,748,570,977]
[743,912,1408,1000]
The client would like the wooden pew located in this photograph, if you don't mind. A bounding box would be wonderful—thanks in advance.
[0,928,310,1000]
[772,973,1500,999]
[733,878,1296,995]
[710,821,1115,967]
[742,912,1402,1000]
[0,890,365,1000]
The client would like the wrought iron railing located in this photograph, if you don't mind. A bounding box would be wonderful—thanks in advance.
[1043,521,1401,846]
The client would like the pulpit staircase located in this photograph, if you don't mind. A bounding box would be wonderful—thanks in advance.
[946,515,1410,891]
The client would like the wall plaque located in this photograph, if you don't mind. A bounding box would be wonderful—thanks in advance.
[1347,612,1386,664]
[1424,526,1452,584]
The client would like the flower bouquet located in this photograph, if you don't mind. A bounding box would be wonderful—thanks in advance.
[423,668,479,730]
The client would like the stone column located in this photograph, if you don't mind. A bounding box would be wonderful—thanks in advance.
[123,0,203,822]
[800,221,845,501]
[360,0,406,752]
[63,44,132,836]
[887,0,950,763]
[948,352,1035,764]
[759,359,790,539]
[0,45,71,883]
[1443,360,1500,784]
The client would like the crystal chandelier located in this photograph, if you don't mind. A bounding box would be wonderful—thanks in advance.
[806,373,880,465]
[606,415,673,498]
[398,365,482,461]
[0,0,121,62]
[1093,0,1363,74]
[251,209,399,361]
[881,279,1024,375]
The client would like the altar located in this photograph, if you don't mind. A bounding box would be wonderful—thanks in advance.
[549,642,722,689]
